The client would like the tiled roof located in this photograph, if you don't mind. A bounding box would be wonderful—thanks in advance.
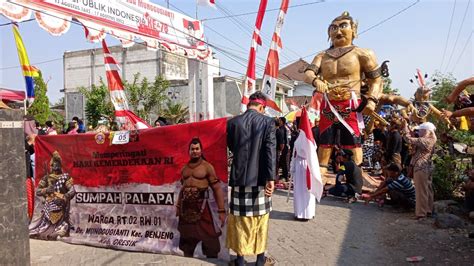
[278,59,310,82]
[285,96,312,107]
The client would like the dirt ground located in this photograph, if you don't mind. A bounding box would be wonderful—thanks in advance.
[30,189,473,265]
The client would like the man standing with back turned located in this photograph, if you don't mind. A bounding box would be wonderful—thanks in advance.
[227,91,276,266]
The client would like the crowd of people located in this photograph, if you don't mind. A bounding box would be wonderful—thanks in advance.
[272,97,472,221]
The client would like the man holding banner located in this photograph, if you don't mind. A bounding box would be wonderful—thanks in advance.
[176,137,226,258]
[227,91,276,266]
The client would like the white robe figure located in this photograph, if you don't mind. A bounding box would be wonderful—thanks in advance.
[289,108,323,220]
[290,154,316,219]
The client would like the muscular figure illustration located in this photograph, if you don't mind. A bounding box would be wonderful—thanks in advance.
[176,137,226,258]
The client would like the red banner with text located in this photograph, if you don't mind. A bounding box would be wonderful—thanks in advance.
[30,118,228,259]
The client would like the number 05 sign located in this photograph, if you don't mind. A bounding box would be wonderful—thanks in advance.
[112,131,130,145]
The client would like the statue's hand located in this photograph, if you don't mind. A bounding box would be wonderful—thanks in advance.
[313,79,328,94]
[362,100,376,115]
[407,103,416,114]
[442,109,453,119]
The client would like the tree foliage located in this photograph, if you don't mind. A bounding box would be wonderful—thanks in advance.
[28,74,51,125]
[161,101,189,124]
[429,72,473,200]
[49,111,65,133]
[430,72,457,111]
[432,152,469,200]
[79,80,114,128]
[124,74,170,122]
[382,77,399,95]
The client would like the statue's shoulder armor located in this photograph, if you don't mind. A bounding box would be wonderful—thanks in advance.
[355,47,376,60]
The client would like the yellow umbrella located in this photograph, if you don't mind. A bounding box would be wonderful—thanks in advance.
[285,109,319,124]
[285,110,301,122]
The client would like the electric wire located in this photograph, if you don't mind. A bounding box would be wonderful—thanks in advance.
[444,0,471,72]
[201,0,325,22]
[283,0,421,65]
[215,2,298,63]
[168,2,268,68]
[0,18,34,26]
[440,0,457,70]
[450,30,473,73]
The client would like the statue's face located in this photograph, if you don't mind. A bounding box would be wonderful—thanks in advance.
[329,19,353,47]
[51,160,62,173]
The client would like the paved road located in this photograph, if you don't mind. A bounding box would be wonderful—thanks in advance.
[30,190,473,265]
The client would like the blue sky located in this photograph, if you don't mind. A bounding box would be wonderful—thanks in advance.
[1,0,472,104]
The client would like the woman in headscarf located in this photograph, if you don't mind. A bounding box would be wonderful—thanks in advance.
[401,121,437,219]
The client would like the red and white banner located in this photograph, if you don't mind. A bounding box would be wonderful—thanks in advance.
[102,39,150,130]
[261,0,289,115]
[0,88,25,102]
[197,0,215,8]
[1,0,211,58]
[30,119,229,259]
[241,0,268,112]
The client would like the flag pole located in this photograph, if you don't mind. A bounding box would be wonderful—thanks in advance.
[195,0,198,19]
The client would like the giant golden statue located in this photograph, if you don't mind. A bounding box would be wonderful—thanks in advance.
[304,12,383,181]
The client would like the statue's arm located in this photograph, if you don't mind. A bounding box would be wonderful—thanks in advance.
[445,76,474,104]
[304,53,322,83]
[360,49,383,101]
[304,53,327,93]
[451,107,474,118]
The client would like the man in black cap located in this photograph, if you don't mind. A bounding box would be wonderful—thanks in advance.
[276,117,289,181]
[226,91,276,266]
[328,149,363,202]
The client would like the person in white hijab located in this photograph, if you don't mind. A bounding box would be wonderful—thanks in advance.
[402,121,437,219]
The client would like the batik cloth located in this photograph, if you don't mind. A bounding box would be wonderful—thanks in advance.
[229,186,271,216]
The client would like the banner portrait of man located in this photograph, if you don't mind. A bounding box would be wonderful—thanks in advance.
[176,137,226,258]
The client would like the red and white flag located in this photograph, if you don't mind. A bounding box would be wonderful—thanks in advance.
[293,107,323,202]
[241,0,268,112]
[308,91,323,121]
[197,0,216,8]
[287,98,299,111]
[261,0,289,114]
[102,39,151,130]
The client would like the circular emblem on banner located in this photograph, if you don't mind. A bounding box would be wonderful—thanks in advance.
[95,132,106,144]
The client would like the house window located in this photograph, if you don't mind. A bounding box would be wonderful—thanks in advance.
[275,95,282,108]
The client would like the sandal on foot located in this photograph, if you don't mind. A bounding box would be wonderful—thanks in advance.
[346,197,357,204]
[264,256,276,266]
